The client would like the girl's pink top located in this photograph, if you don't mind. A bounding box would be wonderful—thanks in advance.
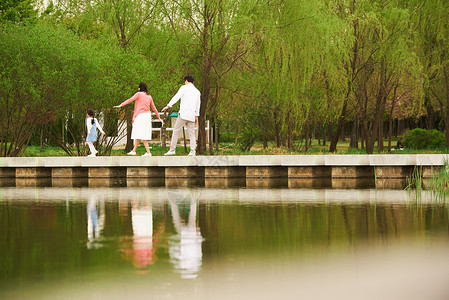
[119,92,161,123]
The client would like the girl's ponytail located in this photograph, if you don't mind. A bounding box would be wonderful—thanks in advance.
[87,108,95,125]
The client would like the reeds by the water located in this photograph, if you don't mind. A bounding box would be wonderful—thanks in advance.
[405,165,424,192]
[405,160,449,202]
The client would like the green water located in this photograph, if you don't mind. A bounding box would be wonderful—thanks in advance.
[1,183,449,299]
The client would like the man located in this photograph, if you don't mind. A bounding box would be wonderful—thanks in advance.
[162,75,201,156]
[396,138,404,150]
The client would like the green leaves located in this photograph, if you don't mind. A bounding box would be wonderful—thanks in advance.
[0,0,37,23]
[0,22,155,156]
[2,0,449,154]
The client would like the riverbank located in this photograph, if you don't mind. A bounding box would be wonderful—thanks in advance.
[0,154,446,182]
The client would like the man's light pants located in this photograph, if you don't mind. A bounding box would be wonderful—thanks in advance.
[170,117,196,151]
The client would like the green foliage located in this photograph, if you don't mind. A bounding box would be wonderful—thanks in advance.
[0,21,155,156]
[1,0,449,155]
[0,0,37,23]
[403,128,445,150]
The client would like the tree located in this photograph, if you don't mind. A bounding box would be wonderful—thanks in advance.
[158,0,266,154]
[48,0,159,152]
[223,0,349,152]
[413,0,449,146]
[328,0,421,154]
[0,0,37,22]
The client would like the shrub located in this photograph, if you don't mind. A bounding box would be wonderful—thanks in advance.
[403,128,445,149]
[0,22,155,156]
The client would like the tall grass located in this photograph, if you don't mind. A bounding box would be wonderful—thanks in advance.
[405,166,423,192]
[405,160,449,203]
[405,165,423,204]
[426,161,449,202]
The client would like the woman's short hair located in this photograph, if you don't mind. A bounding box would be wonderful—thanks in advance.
[139,82,148,93]
[184,75,194,83]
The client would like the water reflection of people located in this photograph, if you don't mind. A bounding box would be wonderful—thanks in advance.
[122,199,164,270]
[168,190,203,279]
[87,194,104,249]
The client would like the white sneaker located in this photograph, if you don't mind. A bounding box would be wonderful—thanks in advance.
[127,151,137,155]
[164,150,176,156]
[87,154,96,157]
[142,152,152,157]
[188,150,196,156]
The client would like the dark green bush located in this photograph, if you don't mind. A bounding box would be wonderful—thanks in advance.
[219,132,236,143]
[403,128,445,149]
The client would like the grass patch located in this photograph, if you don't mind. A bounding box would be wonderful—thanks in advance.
[24,146,69,157]
[22,139,449,157]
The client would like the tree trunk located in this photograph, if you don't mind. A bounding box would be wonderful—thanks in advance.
[125,109,133,152]
[350,118,358,148]
[378,119,384,152]
[424,94,435,130]
[287,110,293,149]
[388,117,393,153]
[305,126,309,152]
[274,109,281,147]
[387,85,398,154]
[444,69,449,147]
[445,118,449,148]
[327,123,333,145]
[208,110,214,155]
[197,6,212,155]
[40,125,44,151]
[367,102,383,154]
[329,98,348,152]
[361,122,365,149]
[215,116,219,152]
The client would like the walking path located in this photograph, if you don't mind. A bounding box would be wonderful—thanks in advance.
[0,154,447,179]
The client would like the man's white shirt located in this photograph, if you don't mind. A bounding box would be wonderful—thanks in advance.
[167,83,201,122]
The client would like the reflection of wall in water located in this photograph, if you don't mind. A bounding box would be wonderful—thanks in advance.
[196,200,449,259]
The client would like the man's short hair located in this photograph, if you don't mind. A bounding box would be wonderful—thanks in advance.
[184,75,195,83]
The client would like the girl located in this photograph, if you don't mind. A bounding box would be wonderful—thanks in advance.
[86,108,105,157]
[114,82,163,156]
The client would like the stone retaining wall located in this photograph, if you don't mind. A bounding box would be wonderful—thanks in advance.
[0,154,446,179]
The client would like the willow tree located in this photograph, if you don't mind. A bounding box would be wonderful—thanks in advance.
[0,23,93,156]
[229,0,349,151]
[157,0,267,154]
[412,0,449,146]
[361,2,421,153]
[327,0,421,153]
[328,0,378,153]
[47,0,159,152]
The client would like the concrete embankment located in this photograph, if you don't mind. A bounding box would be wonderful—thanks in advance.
[0,155,446,182]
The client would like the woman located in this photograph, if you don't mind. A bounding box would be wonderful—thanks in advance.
[114,82,163,156]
